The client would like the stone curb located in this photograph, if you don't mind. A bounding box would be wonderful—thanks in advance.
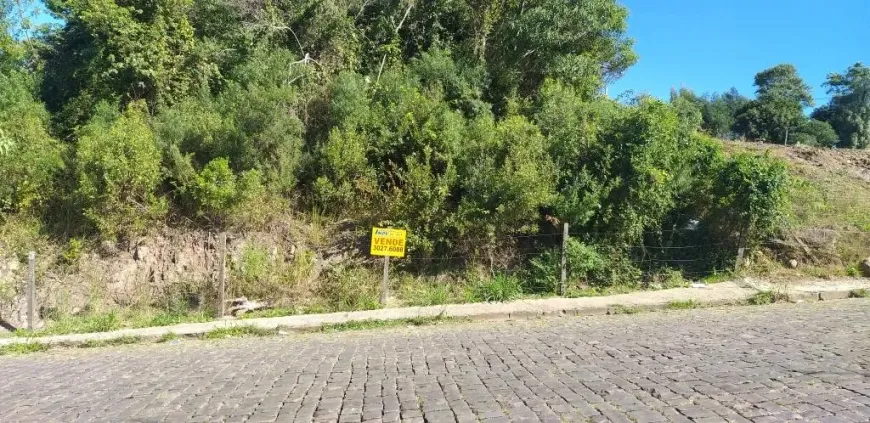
[1,280,868,348]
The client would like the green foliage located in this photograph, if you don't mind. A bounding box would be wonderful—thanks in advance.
[666,299,699,310]
[399,279,456,307]
[25,311,123,336]
[650,269,689,289]
[748,291,789,305]
[792,119,840,147]
[486,0,636,107]
[816,63,870,149]
[734,64,813,144]
[2,0,855,312]
[156,47,306,200]
[187,157,266,223]
[527,239,605,293]
[849,289,869,298]
[592,99,685,243]
[42,0,208,132]
[62,238,84,267]
[456,115,556,249]
[156,332,179,343]
[701,88,749,139]
[711,153,790,243]
[468,274,522,302]
[204,325,277,339]
[319,266,381,312]
[669,88,704,134]
[0,342,50,356]
[537,81,696,244]
[0,70,65,214]
[74,102,166,239]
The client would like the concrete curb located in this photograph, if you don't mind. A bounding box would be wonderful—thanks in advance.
[2,279,869,348]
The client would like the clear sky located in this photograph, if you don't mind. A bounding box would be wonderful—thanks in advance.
[609,0,870,106]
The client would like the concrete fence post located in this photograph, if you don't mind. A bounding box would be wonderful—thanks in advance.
[561,222,569,296]
[27,251,35,330]
[219,233,227,317]
[735,247,746,273]
[381,256,390,307]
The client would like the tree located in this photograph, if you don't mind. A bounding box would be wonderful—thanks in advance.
[701,88,748,139]
[0,70,65,214]
[815,63,870,149]
[669,88,704,134]
[42,0,210,134]
[791,119,839,147]
[734,64,813,144]
[1,0,48,69]
[485,0,636,110]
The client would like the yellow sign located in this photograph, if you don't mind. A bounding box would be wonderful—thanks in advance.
[370,227,407,257]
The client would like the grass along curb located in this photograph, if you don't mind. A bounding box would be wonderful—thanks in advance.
[1,286,865,356]
[0,315,466,356]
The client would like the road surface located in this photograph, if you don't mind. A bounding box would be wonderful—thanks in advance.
[2,301,870,422]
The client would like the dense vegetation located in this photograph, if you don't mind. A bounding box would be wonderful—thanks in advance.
[674,63,870,149]
[0,0,863,311]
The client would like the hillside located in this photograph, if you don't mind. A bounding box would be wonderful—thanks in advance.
[723,140,870,277]
[1,0,868,334]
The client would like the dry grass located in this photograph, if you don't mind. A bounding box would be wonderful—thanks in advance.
[724,141,870,277]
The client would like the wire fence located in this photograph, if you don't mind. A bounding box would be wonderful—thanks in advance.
[11,221,869,325]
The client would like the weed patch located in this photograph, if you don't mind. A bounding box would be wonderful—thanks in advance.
[849,289,869,298]
[748,291,790,305]
[77,336,141,349]
[157,332,180,343]
[0,342,50,356]
[609,305,641,315]
[204,325,277,340]
[666,299,699,310]
[319,315,461,333]
[468,274,522,302]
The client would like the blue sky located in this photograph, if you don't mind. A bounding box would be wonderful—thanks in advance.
[609,0,870,105]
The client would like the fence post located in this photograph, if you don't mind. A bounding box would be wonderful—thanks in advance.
[27,251,35,330]
[734,247,746,273]
[218,232,227,317]
[381,256,390,306]
[561,222,569,296]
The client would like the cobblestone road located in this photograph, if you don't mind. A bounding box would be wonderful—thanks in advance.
[2,301,870,423]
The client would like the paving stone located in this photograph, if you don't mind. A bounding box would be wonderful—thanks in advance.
[2,301,870,423]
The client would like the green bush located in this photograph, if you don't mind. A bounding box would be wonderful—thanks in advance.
[792,119,839,147]
[711,153,789,243]
[0,71,65,214]
[192,158,238,214]
[456,115,556,252]
[468,274,522,302]
[155,48,306,200]
[74,102,166,240]
[527,239,605,293]
[187,157,267,224]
